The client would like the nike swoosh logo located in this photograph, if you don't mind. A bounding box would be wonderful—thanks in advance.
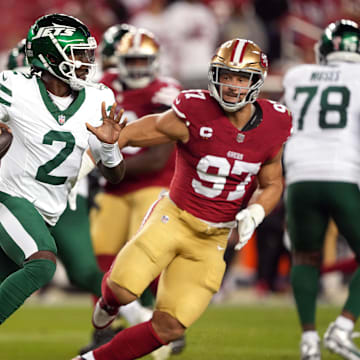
[217,245,225,251]
[175,98,180,105]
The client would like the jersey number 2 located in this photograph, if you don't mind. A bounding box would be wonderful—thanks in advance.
[35,131,75,185]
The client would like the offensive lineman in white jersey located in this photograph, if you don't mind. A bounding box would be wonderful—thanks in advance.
[0,13,125,325]
[283,19,360,360]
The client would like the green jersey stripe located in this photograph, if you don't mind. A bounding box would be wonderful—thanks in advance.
[0,96,11,107]
[0,83,12,97]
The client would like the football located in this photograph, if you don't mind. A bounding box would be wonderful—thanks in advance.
[0,127,13,159]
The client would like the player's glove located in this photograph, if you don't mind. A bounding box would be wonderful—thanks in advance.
[235,204,265,251]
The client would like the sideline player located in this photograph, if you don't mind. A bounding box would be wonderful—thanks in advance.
[74,38,292,360]
[0,13,124,324]
[284,19,360,360]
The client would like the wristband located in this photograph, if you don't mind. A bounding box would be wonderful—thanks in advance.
[100,142,123,168]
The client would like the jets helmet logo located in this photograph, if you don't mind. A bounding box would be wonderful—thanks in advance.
[32,24,77,40]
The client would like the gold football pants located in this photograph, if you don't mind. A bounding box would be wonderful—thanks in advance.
[110,195,230,327]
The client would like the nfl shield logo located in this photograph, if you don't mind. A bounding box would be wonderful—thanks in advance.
[58,115,66,125]
[236,133,245,143]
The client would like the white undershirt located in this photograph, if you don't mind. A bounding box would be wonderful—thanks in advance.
[48,92,74,110]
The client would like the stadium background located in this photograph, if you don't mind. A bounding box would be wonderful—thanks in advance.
[1,0,360,359]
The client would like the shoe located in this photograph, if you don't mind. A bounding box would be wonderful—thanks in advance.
[79,327,123,354]
[324,322,360,360]
[92,297,119,330]
[300,337,321,360]
[170,335,186,355]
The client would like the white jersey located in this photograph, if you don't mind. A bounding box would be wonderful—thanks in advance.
[283,62,360,185]
[0,70,115,225]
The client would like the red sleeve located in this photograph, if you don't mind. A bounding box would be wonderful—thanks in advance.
[171,89,209,124]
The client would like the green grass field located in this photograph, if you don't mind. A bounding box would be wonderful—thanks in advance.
[0,301,352,360]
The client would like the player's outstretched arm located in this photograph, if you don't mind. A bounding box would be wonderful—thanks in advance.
[86,102,126,184]
[235,147,284,250]
[118,109,189,148]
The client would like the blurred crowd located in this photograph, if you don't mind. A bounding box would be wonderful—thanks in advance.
[1,0,360,86]
[1,0,360,303]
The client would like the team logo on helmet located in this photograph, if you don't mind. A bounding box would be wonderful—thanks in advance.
[32,24,77,40]
[260,52,268,68]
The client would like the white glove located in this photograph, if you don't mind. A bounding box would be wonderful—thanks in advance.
[235,204,265,250]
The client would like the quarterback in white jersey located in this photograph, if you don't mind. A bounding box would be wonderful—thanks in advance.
[0,70,116,225]
[283,19,360,360]
[0,13,124,326]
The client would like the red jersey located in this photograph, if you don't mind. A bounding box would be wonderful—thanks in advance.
[100,70,181,196]
[170,90,292,223]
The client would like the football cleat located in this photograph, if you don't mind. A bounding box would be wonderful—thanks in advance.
[300,336,321,360]
[92,297,119,330]
[170,335,186,355]
[324,322,360,359]
[79,327,124,354]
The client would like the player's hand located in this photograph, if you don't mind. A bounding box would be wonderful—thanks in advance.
[0,123,11,134]
[235,209,256,250]
[234,204,265,251]
[86,102,127,144]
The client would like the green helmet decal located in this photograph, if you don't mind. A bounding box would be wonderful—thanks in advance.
[99,23,136,69]
[26,13,98,90]
[315,19,360,64]
[7,39,28,70]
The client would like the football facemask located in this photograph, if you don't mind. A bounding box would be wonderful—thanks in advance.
[116,29,160,89]
[315,19,360,64]
[208,39,268,112]
[26,13,98,90]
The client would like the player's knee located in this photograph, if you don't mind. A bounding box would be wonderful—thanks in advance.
[107,277,137,305]
[151,311,186,343]
[23,253,57,288]
[292,250,322,269]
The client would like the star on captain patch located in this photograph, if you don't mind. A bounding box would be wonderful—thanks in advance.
[58,115,66,125]
[236,133,245,143]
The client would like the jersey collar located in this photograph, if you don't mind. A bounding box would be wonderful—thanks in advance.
[36,78,86,125]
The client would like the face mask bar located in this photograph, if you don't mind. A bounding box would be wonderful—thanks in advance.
[47,32,99,90]
[209,64,264,112]
[118,54,158,88]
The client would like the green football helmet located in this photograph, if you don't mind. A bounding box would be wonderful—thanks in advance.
[99,23,136,70]
[26,13,97,90]
[7,39,28,71]
[315,19,360,64]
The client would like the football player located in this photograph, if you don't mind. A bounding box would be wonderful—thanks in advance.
[74,38,292,360]
[0,13,125,325]
[85,27,182,358]
[283,19,360,360]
